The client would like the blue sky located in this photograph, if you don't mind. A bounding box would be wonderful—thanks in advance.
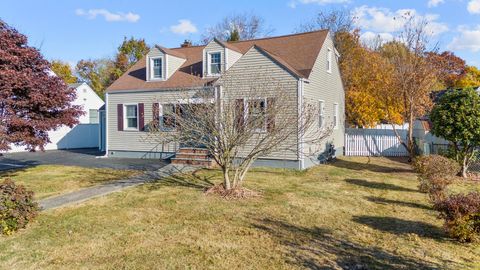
[1,0,479,67]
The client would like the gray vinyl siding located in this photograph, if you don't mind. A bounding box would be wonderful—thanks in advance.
[218,47,300,161]
[303,34,345,158]
[166,55,186,79]
[107,89,201,154]
[203,40,225,77]
[226,49,243,70]
[146,47,166,81]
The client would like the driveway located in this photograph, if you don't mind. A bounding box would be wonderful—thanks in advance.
[0,148,168,171]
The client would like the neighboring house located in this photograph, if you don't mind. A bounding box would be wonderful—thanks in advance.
[9,82,104,152]
[105,30,345,169]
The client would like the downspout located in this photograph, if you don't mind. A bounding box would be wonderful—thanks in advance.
[297,79,305,170]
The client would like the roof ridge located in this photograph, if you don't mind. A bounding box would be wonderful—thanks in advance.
[167,29,329,50]
[228,29,329,44]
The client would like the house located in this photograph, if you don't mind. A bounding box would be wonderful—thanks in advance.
[105,30,345,169]
[9,82,104,152]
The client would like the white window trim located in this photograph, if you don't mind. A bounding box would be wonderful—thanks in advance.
[318,100,325,129]
[246,97,268,133]
[124,103,139,131]
[207,51,223,76]
[327,48,332,74]
[149,56,164,81]
[333,102,339,130]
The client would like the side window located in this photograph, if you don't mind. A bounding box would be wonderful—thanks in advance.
[318,100,325,128]
[124,104,138,130]
[333,103,339,129]
[89,109,99,124]
[327,48,332,73]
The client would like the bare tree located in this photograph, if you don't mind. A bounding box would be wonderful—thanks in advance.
[200,13,274,44]
[297,9,355,35]
[379,17,437,159]
[145,71,331,196]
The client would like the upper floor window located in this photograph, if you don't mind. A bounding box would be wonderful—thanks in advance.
[209,52,222,75]
[150,57,163,79]
[124,104,138,130]
[327,48,332,73]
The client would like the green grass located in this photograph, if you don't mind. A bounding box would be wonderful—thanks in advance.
[0,165,138,199]
[0,157,479,269]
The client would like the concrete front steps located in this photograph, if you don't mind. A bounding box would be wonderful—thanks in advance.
[171,147,214,167]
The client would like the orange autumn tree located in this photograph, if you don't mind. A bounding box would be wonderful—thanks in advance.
[456,66,480,88]
[338,31,400,127]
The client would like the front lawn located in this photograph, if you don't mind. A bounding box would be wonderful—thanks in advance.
[0,165,138,199]
[0,157,479,269]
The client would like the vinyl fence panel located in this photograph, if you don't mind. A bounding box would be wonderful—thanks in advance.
[345,128,408,157]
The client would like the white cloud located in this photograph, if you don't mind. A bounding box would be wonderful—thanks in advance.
[170,19,198,35]
[448,25,480,52]
[75,8,140,23]
[360,31,394,43]
[428,0,444,8]
[353,6,448,36]
[288,0,349,8]
[468,0,480,14]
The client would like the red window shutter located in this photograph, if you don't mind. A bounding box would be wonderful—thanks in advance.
[138,103,145,131]
[152,103,159,130]
[267,98,275,132]
[117,104,123,131]
[235,99,245,130]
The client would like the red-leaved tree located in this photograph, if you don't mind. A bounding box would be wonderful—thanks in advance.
[0,20,83,152]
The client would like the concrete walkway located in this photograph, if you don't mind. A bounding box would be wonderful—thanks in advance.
[39,164,194,210]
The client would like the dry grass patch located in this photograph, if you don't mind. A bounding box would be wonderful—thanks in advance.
[0,165,138,199]
[0,157,479,269]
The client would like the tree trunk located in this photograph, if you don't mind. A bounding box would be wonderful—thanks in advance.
[223,167,231,190]
[462,157,468,178]
[407,111,415,161]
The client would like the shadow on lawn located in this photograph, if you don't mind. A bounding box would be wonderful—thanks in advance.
[252,217,446,269]
[0,158,39,177]
[353,216,444,240]
[346,178,418,192]
[331,158,412,174]
[149,169,215,190]
[366,196,432,211]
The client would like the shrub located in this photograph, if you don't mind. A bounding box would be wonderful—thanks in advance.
[0,179,39,235]
[413,155,460,195]
[434,192,480,242]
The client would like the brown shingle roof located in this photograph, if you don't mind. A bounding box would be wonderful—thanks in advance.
[155,45,186,59]
[107,30,329,92]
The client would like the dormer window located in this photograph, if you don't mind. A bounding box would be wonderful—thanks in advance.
[152,58,162,79]
[208,52,222,75]
[148,57,163,80]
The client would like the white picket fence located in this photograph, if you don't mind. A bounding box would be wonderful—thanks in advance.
[345,128,408,157]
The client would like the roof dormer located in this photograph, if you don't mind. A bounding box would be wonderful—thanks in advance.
[202,38,243,78]
[146,45,186,82]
